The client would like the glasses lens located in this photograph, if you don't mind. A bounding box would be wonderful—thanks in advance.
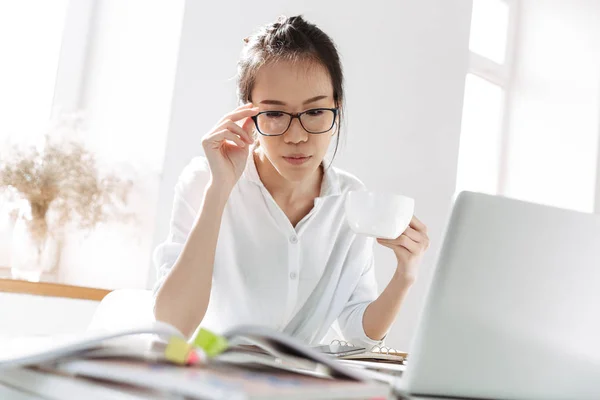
[300,109,335,133]
[256,111,291,135]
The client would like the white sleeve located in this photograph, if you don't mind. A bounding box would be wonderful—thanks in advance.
[336,251,386,349]
[152,157,210,297]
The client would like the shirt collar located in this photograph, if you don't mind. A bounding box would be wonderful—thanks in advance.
[242,153,341,198]
[242,151,262,185]
[319,160,341,198]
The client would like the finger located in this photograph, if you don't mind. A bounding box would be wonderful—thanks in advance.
[397,235,421,254]
[379,235,420,254]
[376,238,395,249]
[376,237,396,245]
[221,120,253,144]
[220,106,260,124]
[229,102,255,114]
[208,129,246,148]
[402,227,423,243]
[409,215,427,232]
[390,231,430,251]
[241,116,256,139]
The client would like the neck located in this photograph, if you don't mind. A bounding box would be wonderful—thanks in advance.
[253,149,323,204]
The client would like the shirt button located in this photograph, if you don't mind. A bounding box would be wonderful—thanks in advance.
[290,272,298,280]
[289,235,298,244]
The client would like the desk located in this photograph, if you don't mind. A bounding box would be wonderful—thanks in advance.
[0,278,110,301]
[0,380,481,400]
[0,383,45,400]
[0,278,110,337]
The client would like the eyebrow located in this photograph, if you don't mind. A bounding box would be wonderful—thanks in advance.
[259,95,329,106]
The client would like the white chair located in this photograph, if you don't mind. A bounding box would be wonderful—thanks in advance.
[88,289,155,331]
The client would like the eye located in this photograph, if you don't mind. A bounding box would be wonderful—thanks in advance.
[264,111,285,119]
[305,109,324,117]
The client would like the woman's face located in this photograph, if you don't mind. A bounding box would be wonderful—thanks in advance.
[250,59,337,183]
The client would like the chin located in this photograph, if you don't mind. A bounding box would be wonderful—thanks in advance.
[275,157,322,182]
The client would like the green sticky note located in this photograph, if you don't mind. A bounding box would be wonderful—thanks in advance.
[192,328,228,357]
[165,336,192,365]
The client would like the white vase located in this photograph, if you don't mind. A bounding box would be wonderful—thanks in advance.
[0,203,15,268]
[10,204,61,282]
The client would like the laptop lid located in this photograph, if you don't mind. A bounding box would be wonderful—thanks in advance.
[402,192,600,400]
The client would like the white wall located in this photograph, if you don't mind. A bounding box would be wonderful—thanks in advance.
[505,0,600,213]
[151,0,471,349]
[333,1,471,348]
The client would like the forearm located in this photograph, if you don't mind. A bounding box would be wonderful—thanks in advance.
[362,269,413,341]
[153,182,230,337]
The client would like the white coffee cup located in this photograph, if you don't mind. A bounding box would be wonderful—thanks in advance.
[345,190,415,239]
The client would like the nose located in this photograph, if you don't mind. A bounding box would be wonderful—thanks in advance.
[283,117,309,144]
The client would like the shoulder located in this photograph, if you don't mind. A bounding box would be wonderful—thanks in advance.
[178,156,210,186]
[175,156,211,207]
[329,165,367,194]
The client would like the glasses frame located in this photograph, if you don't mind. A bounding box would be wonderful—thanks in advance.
[251,107,339,137]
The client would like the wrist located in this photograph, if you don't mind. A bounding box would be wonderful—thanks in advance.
[205,181,233,206]
[392,268,416,290]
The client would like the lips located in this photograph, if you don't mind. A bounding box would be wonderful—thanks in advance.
[282,154,312,165]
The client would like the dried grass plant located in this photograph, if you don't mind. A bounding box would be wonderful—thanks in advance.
[0,117,134,245]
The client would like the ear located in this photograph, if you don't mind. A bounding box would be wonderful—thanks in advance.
[333,108,341,136]
[332,120,339,136]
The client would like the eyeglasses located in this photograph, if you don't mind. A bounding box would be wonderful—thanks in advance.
[251,108,338,136]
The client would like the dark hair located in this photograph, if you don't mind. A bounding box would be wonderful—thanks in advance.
[237,15,344,163]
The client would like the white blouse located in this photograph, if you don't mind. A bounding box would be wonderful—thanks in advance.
[153,155,384,348]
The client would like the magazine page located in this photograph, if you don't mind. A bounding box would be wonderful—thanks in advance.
[222,325,369,381]
[0,321,182,369]
[51,358,390,400]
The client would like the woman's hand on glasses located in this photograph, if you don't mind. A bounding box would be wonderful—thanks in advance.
[202,103,259,191]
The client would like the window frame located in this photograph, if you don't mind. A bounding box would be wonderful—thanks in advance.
[51,0,97,116]
[461,0,521,195]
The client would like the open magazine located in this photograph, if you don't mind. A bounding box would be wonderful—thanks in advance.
[1,359,390,400]
[0,322,391,399]
[0,322,182,369]
[0,321,366,381]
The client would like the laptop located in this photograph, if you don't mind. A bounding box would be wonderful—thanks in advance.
[396,191,600,400]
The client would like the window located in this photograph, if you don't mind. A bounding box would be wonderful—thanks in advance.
[0,1,185,289]
[501,1,600,213]
[459,0,600,213]
[0,1,70,144]
[468,0,509,64]
[455,74,504,195]
[456,0,517,196]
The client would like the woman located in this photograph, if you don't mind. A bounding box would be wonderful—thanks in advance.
[153,15,429,348]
